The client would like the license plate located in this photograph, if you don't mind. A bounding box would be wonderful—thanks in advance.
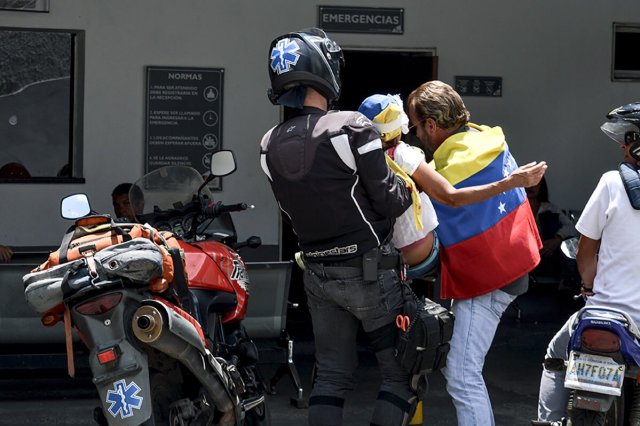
[564,352,625,396]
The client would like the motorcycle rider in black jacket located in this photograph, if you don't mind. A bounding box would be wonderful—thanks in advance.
[260,28,416,425]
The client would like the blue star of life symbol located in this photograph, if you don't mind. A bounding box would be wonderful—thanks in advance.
[270,38,300,75]
[105,379,143,419]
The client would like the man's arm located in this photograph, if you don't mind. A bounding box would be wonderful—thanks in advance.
[576,235,599,289]
[349,117,412,218]
[410,160,547,207]
[358,146,412,218]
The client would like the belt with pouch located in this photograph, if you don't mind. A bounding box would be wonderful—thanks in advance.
[324,253,400,269]
[318,246,401,281]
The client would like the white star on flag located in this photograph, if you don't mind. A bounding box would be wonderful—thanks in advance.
[498,202,507,214]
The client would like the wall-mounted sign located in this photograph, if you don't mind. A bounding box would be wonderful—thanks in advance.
[318,6,403,34]
[454,76,502,97]
[0,0,49,12]
[145,66,224,189]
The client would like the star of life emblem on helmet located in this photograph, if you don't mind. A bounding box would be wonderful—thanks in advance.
[270,38,301,75]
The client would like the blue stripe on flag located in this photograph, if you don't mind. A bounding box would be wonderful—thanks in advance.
[433,149,526,247]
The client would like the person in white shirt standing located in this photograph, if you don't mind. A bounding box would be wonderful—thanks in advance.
[535,102,640,425]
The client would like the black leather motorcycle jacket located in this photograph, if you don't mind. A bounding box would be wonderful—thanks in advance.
[260,106,411,263]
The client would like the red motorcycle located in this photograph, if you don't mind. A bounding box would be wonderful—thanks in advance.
[23,150,269,426]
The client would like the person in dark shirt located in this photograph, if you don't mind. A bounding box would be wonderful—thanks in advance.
[111,183,143,222]
[260,28,415,425]
[526,176,579,286]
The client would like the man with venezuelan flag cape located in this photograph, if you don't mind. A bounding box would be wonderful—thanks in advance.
[407,80,543,426]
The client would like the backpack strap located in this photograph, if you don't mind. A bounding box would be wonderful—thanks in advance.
[168,247,196,315]
[168,248,188,295]
[63,304,75,378]
[58,222,133,265]
[57,224,78,264]
[619,162,640,210]
[111,222,132,239]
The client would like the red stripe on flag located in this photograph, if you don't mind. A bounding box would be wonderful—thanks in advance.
[439,201,542,300]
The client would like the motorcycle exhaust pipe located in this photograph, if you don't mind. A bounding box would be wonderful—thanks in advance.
[132,304,236,418]
[132,307,162,343]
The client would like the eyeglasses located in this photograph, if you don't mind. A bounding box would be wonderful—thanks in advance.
[408,117,429,135]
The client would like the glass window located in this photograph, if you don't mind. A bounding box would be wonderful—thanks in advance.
[0,27,84,182]
[612,23,640,82]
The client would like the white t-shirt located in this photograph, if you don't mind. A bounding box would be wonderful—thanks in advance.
[388,142,438,250]
[576,170,640,323]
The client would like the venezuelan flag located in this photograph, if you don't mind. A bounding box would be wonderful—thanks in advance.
[431,124,541,299]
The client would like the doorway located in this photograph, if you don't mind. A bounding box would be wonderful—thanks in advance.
[338,48,437,111]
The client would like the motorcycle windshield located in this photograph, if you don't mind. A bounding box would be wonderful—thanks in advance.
[129,166,213,216]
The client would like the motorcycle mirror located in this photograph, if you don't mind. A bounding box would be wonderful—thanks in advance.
[560,237,579,260]
[210,150,237,177]
[234,235,262,250]
[60,193,92,219]
[246,235,262,248]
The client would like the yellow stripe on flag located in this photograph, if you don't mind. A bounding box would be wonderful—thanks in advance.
[431,123,506,186]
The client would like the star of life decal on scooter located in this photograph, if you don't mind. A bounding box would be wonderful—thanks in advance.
[105,379,143,419]
[270,38,300,75]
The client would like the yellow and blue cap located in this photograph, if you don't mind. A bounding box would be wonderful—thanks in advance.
[358,94,409,143]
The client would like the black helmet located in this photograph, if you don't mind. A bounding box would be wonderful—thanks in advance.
[267,28,344,105]
[602,102,640,162]
[601,102,640,145]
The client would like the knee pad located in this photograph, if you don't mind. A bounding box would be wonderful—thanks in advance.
[372,391,418,426]
[309,395,345,426]
[309,395,345,408]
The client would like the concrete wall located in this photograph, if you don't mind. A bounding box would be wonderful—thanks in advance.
[1,0,639,250]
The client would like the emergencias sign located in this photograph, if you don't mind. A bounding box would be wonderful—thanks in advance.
[318,6,404,34]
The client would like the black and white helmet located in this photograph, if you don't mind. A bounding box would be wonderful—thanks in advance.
[601,102,640,145]
[602,102,640,162]
[267,28,344,105]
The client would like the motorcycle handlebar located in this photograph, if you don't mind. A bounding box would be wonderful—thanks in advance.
[203,201,252,218]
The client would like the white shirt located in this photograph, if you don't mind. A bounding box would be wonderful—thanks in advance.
[576,170,640,323]
[388,142,438,250]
